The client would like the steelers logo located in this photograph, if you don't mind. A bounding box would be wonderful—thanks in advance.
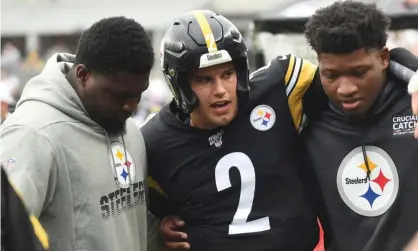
[108,142,136,188]
[337,146,399,217]
[250,105,276,131]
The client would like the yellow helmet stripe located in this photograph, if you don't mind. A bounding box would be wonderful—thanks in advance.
[191,10,218,52]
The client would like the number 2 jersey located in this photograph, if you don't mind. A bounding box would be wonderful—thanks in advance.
[141,55,328,251]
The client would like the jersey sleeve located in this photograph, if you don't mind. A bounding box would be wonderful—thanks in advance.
[141,113,178,219]
[251,55,328,132]
[1,167,50,251]
[147,176,172,218]
[281,55,319,132]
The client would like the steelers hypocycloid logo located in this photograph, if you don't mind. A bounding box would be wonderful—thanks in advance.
[108,142,136,189]
[337,146,399,217]
[250,105,276,131]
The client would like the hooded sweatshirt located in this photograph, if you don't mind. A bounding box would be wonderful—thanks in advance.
[302,75,418,250]
[0,53,149,251]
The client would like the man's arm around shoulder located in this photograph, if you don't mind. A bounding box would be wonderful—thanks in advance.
[253,54,323,132]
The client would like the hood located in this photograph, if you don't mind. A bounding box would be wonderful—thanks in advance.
[17,53,136,187]
[17,53,98,128]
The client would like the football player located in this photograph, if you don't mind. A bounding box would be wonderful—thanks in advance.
[301,2,418,250]
[142,10,327,251]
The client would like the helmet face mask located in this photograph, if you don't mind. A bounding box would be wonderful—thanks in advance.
[160,10,249,115]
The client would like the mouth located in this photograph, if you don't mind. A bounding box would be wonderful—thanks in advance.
[339,99,361,110]
[210,100,231,114]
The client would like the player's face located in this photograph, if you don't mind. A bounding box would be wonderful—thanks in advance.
[188,62,238,129]
[76,65,150,135]
[318,48,389,116]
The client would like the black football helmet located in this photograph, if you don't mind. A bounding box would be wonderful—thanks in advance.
[160,10,249,114]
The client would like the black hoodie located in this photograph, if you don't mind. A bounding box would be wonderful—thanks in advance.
[302,71,418,250]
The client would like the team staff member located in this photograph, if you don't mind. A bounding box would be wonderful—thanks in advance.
[1,17,160,251]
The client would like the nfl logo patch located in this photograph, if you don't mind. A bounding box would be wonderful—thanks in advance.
[3,158,16,171]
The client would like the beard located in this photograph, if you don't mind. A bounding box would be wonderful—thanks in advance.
[100,118,127,136]
[86,107,128,136]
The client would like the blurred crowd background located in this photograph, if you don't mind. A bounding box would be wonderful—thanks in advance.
[1,0,417,126]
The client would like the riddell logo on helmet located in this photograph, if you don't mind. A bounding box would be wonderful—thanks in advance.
[207,52,222,60]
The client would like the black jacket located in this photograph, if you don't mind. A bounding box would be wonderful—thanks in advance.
[303,74,418,251]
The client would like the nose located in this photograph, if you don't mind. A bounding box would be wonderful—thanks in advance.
[123,99,139,114]
[337,78,358,98]
[213,78,227,97]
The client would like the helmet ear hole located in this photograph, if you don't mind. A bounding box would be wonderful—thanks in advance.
[174,22,180,25]
[177,72,199,114]
[231,30,240,40]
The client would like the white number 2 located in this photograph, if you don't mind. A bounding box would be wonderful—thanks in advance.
[215,152,271,235]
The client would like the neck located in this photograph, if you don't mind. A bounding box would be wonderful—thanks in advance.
[189,114,217,130]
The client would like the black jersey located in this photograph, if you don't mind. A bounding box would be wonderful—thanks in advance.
[142,55,327,251]
[302,78,418,251]
[1,167,49,251]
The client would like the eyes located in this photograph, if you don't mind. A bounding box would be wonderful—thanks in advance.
[193,69,236,84]
[323,73,338,80]
[106,90,137,99]
[104,89,144,106]
[323,70,367,81]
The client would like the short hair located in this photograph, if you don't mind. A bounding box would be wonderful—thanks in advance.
[75,16,154,75]
[304,1,391,54]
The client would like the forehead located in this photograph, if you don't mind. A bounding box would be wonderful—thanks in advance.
[319,48,378,70]
[94,71,150,91]
[190,62,234,77]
